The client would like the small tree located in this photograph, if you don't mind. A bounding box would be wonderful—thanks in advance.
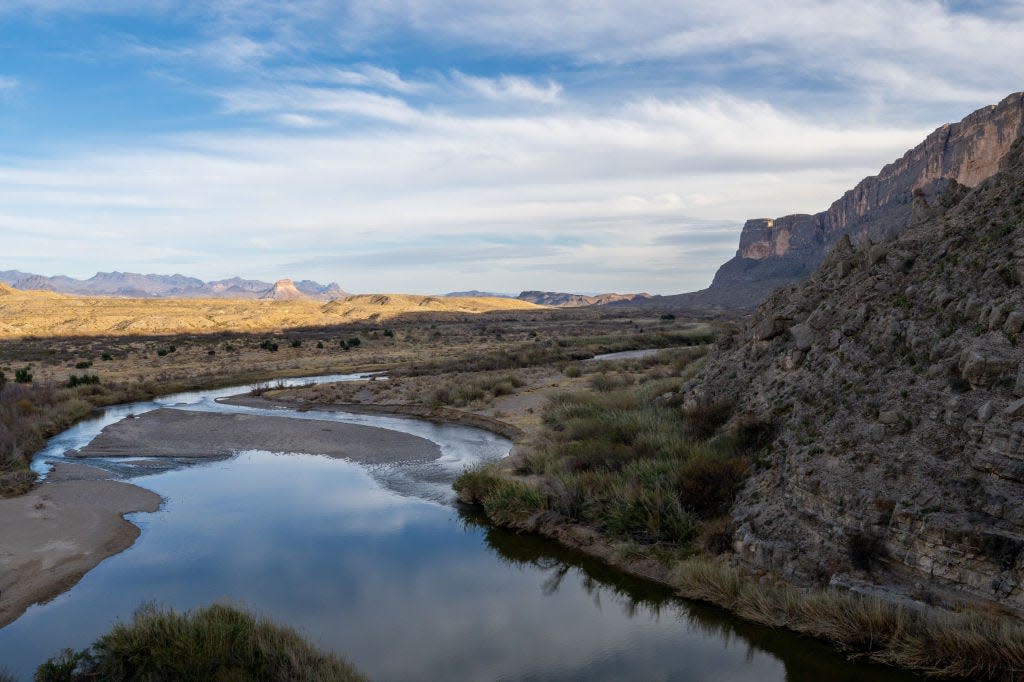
[14,367,32,384]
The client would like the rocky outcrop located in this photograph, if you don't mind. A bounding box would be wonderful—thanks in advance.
[676,92,1024,310]
[258,278,307,301]
[685,135,1024,613]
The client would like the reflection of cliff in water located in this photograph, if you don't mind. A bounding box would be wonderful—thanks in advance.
[460,509,922,682]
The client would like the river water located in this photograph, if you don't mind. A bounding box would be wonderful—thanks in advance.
[0,375,919,680]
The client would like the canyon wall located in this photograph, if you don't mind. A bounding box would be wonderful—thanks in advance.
[675,92,1024,310]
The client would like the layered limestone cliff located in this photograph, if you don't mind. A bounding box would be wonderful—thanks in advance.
[679,92,1024,310]
[685,135,1024,612]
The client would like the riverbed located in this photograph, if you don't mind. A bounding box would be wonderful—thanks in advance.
[0,375,919,680]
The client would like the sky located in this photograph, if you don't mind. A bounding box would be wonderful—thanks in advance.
[1,1,1023,295]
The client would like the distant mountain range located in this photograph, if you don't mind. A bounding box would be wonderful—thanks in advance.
[514,291,652,307]
[0,270,346,301]
[443,290,654,307]
[442,290,514,298]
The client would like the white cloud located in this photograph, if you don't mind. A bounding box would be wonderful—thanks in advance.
[0,92,929,292]
[0,76,19,94]
[454,72,562,104]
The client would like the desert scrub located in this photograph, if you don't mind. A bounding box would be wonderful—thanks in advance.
[35,602,366,682]
[0,382,95,495]
[430,373,526,407]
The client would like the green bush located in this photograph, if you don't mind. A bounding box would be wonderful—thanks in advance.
[347,337,361,347]
[259,339,279,352]
[35,603,366,682]
[67,374,101,389]
[101,353,113,361]
[291,339,302,348]
[74,361,92,369]
[14,367,32,384]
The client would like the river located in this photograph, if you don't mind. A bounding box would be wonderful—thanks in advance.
[0,375,919,680]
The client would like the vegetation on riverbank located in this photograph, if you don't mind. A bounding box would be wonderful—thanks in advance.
[34,603,365,681]
[454,349,1024,680]
[455,345,762,549]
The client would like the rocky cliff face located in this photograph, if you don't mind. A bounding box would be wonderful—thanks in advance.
[678,92,1024,310]
[685,135,1024,612]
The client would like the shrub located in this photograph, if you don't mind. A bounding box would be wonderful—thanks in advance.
[316,341,324,349]
[347,337,361,347]
[676,452,750,519]
[74,361,92,369]
[101,353,113,361]
[383,329,394,337]
[259,339,279,352]
[589,373,620,392]
[291,339,302,348]
[35,602,366,681]
[67,374,101,388]
[14,367,32,384]
[0,370,5,390]
[660,313,676,320]
[682,398,734,439]
[562,364,582,378]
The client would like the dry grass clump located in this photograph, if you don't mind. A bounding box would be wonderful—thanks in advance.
[668,558,1024,679]
[35,602,366,682]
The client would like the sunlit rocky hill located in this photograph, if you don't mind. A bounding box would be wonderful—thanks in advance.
[0,287,541,339]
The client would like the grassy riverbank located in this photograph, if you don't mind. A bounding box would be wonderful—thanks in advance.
[31,603,365,681]
[454,352,1024,680]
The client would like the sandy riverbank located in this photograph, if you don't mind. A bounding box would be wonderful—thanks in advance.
[72,408,442,462]
[0,463,162,628]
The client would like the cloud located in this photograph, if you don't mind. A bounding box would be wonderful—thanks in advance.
[216,86,421,124]
[0,90,932,292]
[454,72,562,104]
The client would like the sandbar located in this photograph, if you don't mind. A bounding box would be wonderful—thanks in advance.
[0,464,162,628]
[71,408,442,463]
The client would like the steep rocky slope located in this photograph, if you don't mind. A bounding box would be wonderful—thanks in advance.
[685,135,1024,612]
[672,92,1024,310]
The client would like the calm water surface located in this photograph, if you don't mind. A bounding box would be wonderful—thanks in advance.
[0,376,920,681]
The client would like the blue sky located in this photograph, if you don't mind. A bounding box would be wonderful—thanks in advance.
[1,1,1023,294]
